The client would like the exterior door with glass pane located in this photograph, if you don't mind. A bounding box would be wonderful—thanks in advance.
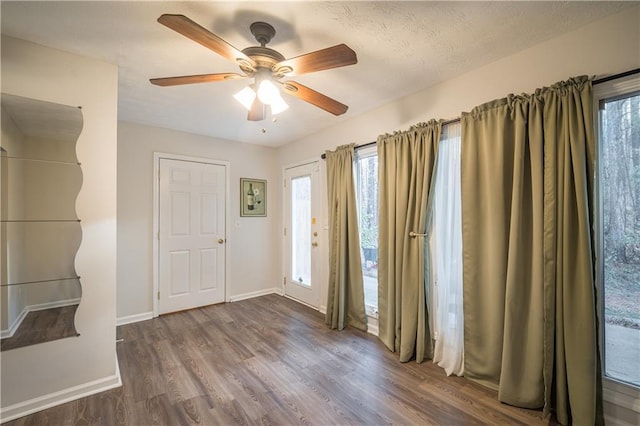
[284,162,321,308]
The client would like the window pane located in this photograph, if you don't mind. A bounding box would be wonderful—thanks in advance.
[291,176,311,286]
[601,93,640,387]
[355,152,378,310]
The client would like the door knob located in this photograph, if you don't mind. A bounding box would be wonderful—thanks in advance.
[312,241,318,247]
[218,238,225,244]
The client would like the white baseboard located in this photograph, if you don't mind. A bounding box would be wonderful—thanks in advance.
[283,294,321,311]
[1,298,80,339]
[0,354,121,423]
[116,311,153,326]
[117,290,283,326]
[0,307,28,339]
[29,298,81,312]
[228,287,282,303]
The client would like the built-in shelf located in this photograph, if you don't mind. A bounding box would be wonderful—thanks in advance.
[1,93,84,350]
[2,276,81,287]
[1,219,81,223]
[4,156,81,166]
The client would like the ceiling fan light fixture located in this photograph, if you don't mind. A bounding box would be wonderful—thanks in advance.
[152,15,356,120]
[257,79,280,105]
[233,86,256,110]
[270,95,289,115]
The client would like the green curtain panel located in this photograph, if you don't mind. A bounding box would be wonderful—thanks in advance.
[461,94,546,407]
[325,144,367,331]
[541,77,601,426]
[461,76,601,425]
[377,120,441,363]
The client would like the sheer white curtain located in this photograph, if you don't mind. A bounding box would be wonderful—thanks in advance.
[427,122,464,376]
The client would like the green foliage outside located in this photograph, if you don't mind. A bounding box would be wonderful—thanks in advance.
[359,212,378,249]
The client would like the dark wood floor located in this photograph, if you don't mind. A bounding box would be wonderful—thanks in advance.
[6,294,551,425]
[1,305,79,351]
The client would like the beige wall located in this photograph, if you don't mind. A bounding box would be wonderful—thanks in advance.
[1,36,119,419]
[0,4,637,423]
[1,106,27,333]
[117,121,280,319]
[276,6,640,314]
[275,6,640,424]
[116,6,640,322]
[1,107,83,336]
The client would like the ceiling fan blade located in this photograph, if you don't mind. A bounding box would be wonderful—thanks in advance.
[150,73,245,87]
[158,14,256,69]
[279,81,348,116]
[248,97,265,121]
[274,44,357,76]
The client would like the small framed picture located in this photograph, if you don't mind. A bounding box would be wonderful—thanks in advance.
[240,178,267,217]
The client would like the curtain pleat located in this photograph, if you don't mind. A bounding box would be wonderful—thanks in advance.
[541,78,602,425]
[461,76,602,424]
[377,120,441,363]
[325,144,367,331]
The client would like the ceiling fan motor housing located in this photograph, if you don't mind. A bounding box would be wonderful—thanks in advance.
[239,22,286,75]
[241,46,285,74]
[250,21,276,46]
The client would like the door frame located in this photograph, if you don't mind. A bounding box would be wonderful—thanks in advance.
[152,152,230,317]
[282,158,325,310]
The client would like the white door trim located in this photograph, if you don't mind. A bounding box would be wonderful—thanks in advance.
[152,152,230,317]
[282,158,323,309]
[281,157,321,297]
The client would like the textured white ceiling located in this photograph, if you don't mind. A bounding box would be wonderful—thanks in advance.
[0,1,631,147]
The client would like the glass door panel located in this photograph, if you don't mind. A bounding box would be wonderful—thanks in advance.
[284,162,320,308]
[291,175,311,287]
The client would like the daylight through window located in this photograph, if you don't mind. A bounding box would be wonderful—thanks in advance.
[598,87,640,388]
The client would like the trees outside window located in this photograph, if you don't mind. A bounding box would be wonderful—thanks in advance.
[599,88,640,388]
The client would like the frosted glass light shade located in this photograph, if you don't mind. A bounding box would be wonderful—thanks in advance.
[270,94,289,115]
[234,86,256,110]
[234,82,288,116]
[257,79,280,105]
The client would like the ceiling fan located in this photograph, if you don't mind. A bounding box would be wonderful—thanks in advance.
[150,14,358,121]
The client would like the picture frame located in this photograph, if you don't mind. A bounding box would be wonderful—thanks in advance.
[240,178,267,217]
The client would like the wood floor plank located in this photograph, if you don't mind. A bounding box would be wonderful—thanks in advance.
[0,305,79,351]
[5,294,552,425]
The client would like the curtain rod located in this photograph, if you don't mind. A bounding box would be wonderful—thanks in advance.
[593,67,640,85]
[320,68,640,160]
[320,117,461,159]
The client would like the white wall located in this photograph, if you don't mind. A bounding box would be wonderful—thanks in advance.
[0,36,119,420]
[117,121,280,320]
[276,5,640,318]
[278,7,640,166]
[276,7,640,424]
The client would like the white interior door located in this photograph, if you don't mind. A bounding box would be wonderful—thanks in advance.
[284,162,321,308]
[158,158,226,314]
